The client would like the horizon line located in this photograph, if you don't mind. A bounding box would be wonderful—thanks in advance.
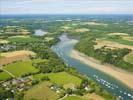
[1,13,133,15]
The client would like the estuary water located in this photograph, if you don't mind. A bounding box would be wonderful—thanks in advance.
[51,34,133,100]
[34,29,47,36]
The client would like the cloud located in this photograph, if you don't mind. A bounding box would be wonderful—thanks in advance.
[0,0,133,14]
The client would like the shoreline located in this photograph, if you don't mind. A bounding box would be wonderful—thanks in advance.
[71,50,133,89]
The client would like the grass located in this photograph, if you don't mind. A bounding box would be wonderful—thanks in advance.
[106,35,133,46]
[3,60,38,77]
[7,36,39,43]
[33,73,46,80]
[124,52,133,64]
[33,72,82,86]
[24,81,59,100]
[45,37,54,41]
[63,96,83,100]
[32,59,46,63]
[0,39,9,44]
[63,93,104,100]
[46,72,82,86]
[82,93,104,100]
[0,55,4,59]
[0,71,12,81]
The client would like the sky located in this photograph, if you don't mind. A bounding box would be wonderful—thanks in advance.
[0,0,133,14]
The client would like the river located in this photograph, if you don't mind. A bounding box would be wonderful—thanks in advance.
[51,34,133,100]
[34,29,47,36]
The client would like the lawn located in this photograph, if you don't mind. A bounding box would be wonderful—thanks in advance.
[24,81,59,100]
[33,72,82,87]
[3,60,38,77]
[63,96,83,100]
[0,71,12,81]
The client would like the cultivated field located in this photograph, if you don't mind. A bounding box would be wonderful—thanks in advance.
[0,39,9,44]
[94,39,133,50]
[63,93,105,100]
[81,22,107,26]
[0,50,36,65]
[33,72,82,88]
[108,32,129,36]
[45,37,54,41]
[62,26,71,30]
[75,28,90,32]
[63,96,83,100]
[24,81,59,100]
[7,36,39,42]
[3,60,38,77]
[82,93,105,100]
[124,51,133,64]
[0,71,12,81]
[1,26,30,35]
[8,35,30,38]
[121,36,133,42]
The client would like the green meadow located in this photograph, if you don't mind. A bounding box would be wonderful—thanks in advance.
[7,36,39,43]
[33,72,82,86]
[3,60,39,77]
[24,81,59,100]
[63,96,83,100]
[0,71,12,81]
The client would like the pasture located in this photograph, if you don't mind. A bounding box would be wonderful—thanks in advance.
[1,50,35,58]
[63,93,104,100]
[33,72,82,87]
[0,71,12,81]
[124,51,133,64]
[75,28,90,33]
[82,93,105,100]
[0,39,9,44]
[80,22,107,26]
[0,50,36,65]
[94,38,133,50]
[45,37,54,41]
[3,60,38,77]
[63,96,83,100]
[8,35,30,39]
[24,81,59,100]
[108,32,129,36]
[121,36,133,42]
[7,36,39,42]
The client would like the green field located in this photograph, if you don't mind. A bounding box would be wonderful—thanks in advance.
[3,60,38,77]
[0,71,12,81]
[7,36,39,43]
[24,81,59,100]
[105,35,133,46]
[32,59,47,63]
[63,96,83,100]
[34,72,82,86]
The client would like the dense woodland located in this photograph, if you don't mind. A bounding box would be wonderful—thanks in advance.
[75,37,133,71]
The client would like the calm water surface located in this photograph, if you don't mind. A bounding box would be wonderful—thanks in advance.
[34,29,47,36]
[52,35,133,100]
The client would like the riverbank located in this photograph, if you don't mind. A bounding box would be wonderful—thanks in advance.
[71,50,133,89]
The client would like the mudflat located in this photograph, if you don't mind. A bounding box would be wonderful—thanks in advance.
[71,50,133,89]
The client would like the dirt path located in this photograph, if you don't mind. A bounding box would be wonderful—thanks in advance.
[0,67,15,78]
